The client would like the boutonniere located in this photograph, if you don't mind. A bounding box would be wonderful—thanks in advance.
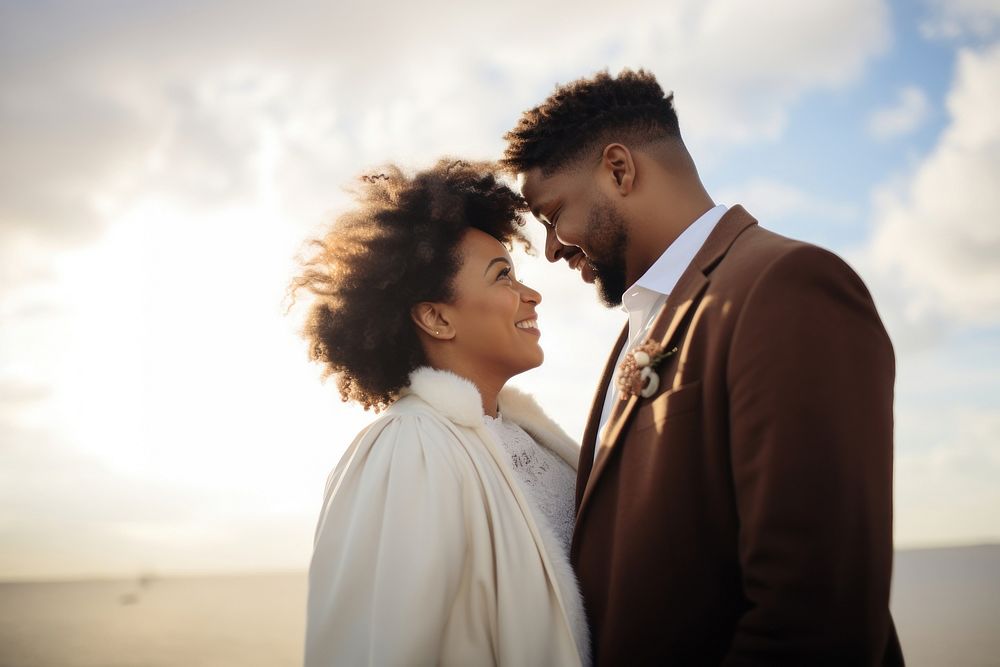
[616,340,679,399]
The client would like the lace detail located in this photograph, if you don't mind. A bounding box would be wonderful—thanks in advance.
[483,414,576,555]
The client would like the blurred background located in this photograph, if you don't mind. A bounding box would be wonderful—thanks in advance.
[1,0,998,665]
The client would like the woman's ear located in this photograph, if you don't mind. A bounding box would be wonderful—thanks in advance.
[410,302,455,340]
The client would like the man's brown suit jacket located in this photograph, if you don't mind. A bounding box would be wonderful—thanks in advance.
[572,206,904,665]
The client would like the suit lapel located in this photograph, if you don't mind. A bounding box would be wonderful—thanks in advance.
[572,206,759,543]
[576,272,710,522]
[575,325,628,510]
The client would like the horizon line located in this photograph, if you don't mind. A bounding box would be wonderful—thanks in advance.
[3,542,999,585]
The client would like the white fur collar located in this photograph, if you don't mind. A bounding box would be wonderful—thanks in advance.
[403,367,485,427]
[402,366,580,470]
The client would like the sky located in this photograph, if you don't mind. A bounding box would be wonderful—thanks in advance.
[1,0,998,580]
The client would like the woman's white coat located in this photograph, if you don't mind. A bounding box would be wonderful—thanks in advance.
[305,367,590,666]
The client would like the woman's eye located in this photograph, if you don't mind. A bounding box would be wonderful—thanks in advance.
[497,267,513,281]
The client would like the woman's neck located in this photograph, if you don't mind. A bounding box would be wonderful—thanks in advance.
[477,381,502,418]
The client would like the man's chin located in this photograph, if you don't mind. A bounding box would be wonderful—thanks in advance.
[590,263,626,308]
[579,262,597,284]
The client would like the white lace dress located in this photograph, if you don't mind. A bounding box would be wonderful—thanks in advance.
[483,413,577,555]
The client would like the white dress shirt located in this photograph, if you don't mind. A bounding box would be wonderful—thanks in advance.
[594,204,728,461]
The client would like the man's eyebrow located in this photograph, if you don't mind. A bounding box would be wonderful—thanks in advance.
[527,195,549,220]
[530,203,551,222]
[483,257,511,276]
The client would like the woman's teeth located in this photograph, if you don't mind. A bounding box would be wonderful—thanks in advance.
[515,319,538,330]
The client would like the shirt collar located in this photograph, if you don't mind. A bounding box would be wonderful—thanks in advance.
[621,204,727,314]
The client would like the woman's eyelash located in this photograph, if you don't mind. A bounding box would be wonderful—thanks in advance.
[498,267,512,280]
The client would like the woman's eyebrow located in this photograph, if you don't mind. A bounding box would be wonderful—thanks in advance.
[483,257,511,276]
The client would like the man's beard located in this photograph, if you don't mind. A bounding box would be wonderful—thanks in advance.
[584,197,629,308]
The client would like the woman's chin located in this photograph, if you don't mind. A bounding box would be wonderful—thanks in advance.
[508,350,544,377]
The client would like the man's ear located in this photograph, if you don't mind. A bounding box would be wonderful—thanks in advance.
[410,302,455,340]
[601,143,636,195]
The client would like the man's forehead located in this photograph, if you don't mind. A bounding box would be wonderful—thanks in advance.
[519,167,558,212]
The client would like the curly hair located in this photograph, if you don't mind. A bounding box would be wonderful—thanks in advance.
[290,159,531,412]
[500,68,681,175]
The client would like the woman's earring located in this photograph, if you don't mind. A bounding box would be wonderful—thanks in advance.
[435,330,440,335]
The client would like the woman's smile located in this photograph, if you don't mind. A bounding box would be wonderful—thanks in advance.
[515,317,540,336]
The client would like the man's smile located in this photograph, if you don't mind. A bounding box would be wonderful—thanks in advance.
[566,250,597,284]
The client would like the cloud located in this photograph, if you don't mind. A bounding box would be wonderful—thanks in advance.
[868,86,931,141]
[920,0,1000,40]
[0,0,897,578]
[864,44,1000,330]
[0,85,154,246]
[0,0,891,250]
[894,405,1000,547]
[0,352,352,578]
[0,423,311,579]
[853,44,1000,551]
[644,0,891,146]
[716,178,859,227]
[0,380,49,405]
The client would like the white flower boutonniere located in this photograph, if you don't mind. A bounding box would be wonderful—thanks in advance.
[616,340,679,399]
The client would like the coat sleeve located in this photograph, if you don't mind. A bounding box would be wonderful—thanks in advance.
[304,413,472,666]
[723,246,896,666]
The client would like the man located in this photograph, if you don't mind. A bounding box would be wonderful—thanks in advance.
[501,69,904,665]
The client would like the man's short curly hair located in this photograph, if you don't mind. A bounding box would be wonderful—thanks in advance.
[291,159,531,412]
[501,68,680,175]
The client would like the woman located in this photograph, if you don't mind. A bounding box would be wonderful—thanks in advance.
[294,160,589,666]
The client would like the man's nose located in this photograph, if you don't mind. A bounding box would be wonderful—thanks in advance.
[544,227,569,263]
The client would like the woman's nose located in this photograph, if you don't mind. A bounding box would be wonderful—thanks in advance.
[520,282,542,305]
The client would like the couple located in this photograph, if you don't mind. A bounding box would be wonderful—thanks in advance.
[299,70,904,665]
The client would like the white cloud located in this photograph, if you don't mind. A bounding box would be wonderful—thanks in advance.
[650,0,891,146]
[716,178,859,227]
[855,43,1000,552]
[0,0,891,247]
[864,44,1000,329]
[894,406,1000,547]
[868,86,931,141]
[920,0,1000,40]
[0,0,895,578]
